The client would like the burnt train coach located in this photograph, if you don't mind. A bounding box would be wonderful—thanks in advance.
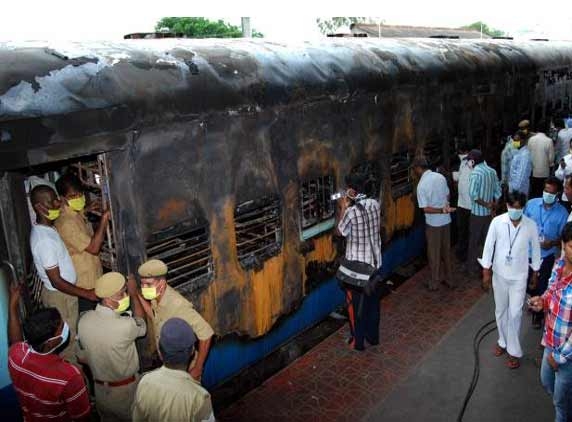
[1,39,572,395]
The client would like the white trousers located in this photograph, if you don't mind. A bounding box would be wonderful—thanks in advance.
[492,273,527,358]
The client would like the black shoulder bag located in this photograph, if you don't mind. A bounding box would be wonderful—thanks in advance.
[335,202,383,296]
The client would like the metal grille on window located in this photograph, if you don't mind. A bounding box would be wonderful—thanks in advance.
[71,154,117,271]
[299,175,336,240]
[146,222,213,293]
[234,196,282,270]
[390,152,413,198]
[25,265,44,313]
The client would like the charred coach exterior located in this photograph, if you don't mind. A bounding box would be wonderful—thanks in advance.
[1,39,572,388]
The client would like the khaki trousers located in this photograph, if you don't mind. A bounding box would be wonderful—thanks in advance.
[41,287,78,363]
[94,376,139,422]
[425,224,453,289]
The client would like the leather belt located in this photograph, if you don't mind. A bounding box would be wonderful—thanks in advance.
[94,375,136,387]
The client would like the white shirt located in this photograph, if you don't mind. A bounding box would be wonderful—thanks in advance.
[417,170,451,227]
[555,153,572,181]
[479,213,541,281]
[30,225,77,291]
[527,132,555,178]
[556,128,572,163]
[456,159,473,210]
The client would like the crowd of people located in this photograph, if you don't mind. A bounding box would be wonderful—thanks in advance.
[8,173,215,421]
[6,118,572,421]
[414,118,572,421]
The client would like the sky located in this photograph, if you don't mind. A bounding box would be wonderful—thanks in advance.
[1,0,572,42]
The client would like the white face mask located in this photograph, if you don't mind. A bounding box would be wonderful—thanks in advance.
[36,322,70,355]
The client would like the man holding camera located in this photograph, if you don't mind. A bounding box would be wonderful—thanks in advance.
[335,173,382,351]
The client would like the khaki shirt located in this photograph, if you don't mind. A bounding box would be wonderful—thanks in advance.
[151,286,214,344]
[132,366,214,422]
[77,304,146,381]
[55,205,103,289]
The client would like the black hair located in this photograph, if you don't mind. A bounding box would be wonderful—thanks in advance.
[23,308,61,351]
[545,176,562,192]
[458,142,469,152]
[562,222,572,243]
[30,185,56,206]
[506,191,527,208]
[345,173,367,194]
[55,173,84,197]
[412,156,430,170]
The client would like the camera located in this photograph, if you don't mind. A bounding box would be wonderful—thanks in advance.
[330,191,346,201]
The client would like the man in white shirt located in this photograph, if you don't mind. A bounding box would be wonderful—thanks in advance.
[555,138,572,182]
[480,191,541,369]
[452,145,472,262]
[526,121,555,198]
[414,157,456,291]
[29,185,97,362]
[555,118,572,164]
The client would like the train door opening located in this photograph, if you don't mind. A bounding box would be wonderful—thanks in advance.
[16,153,118,313]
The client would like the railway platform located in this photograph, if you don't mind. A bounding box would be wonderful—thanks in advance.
[218,261,554,421]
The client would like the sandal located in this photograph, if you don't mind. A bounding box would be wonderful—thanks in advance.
[494,345,506,357]
[506,355,520,369]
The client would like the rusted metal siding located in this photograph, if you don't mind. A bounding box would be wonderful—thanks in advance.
[1,39,572,337]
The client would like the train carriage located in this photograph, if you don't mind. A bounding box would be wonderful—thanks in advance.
[1,38,572,407]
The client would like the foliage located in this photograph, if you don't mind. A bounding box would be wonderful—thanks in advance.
[155,17,263,38]
[316,17,372,35]
[462,21,506,37]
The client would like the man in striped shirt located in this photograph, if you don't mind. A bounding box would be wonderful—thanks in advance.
[7,285,91,422]
[467,149,502,273]
[508,132,533,196]
[530,222,572,422]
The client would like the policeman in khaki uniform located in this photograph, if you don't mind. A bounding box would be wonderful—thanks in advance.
[137,259,214,382]
[77,272,147,422]
[133,318,215,422]
[55,173,111,314]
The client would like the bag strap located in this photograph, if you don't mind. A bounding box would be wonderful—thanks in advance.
[354,201,378,269]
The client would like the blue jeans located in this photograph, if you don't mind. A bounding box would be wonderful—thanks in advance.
[541,348,572,422]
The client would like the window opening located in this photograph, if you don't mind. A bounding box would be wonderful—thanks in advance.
[299,175,336,240]
[390,152,413,198]
[146,222,213,292]
[234,195,282,270]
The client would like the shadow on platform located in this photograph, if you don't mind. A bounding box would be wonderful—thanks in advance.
[364,294,554,422]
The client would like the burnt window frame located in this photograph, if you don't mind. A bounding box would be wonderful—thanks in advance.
[145,219,213,294]
[234,195,283,271]
[389,151,413,199]
[299,174,336,240]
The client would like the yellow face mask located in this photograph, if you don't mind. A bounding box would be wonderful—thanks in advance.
[513,141,521,149]
[141,286,158,300]
[114,295,130,313]
[67,195,86,212]
[45,209,61,221]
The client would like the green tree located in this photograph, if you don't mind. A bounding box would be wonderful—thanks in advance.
[316,17,371,35]
[462,21,505,37]
[155,17,263,38]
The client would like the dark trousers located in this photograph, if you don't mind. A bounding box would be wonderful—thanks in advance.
[468,214,491,272]
[345,285,381,350]
[456,208,471,262]
[426,224,453,288]
[529,254,556,321]
[78,297,97,315]
[530,177,546,199]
